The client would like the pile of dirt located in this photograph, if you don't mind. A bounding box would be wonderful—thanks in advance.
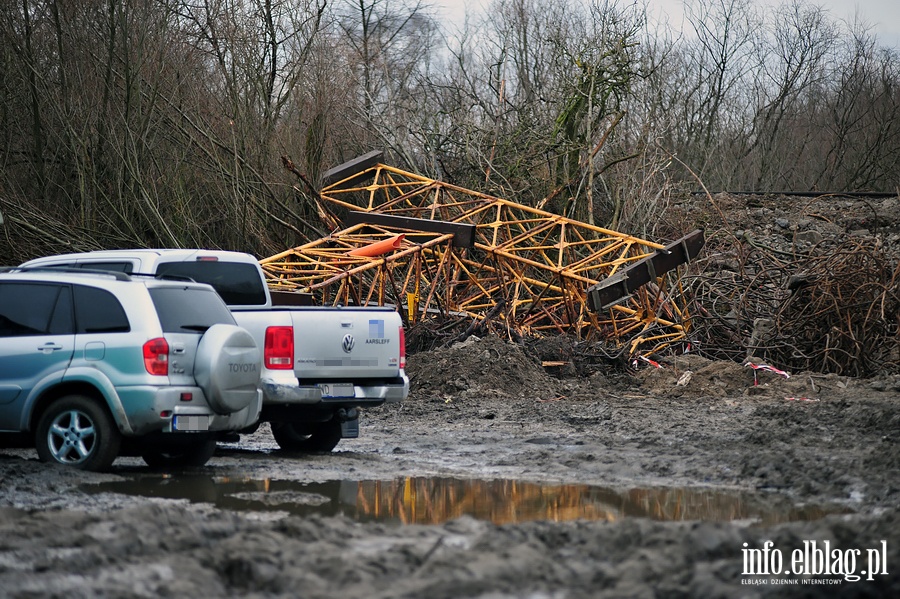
[631,353,896,399]
[406,334,565,402]
[407,332,900,405]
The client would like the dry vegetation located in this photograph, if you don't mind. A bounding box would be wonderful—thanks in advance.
[680,192,900,376]
[1,0,899,265]
[2,0,898,375]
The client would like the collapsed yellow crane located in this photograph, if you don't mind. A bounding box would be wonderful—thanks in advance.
[261,151,703,356]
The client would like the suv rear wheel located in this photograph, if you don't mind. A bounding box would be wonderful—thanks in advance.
[36,395,121,471]
[271,418,342,452]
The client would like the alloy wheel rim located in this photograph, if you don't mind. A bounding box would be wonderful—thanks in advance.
[47,409,96,464]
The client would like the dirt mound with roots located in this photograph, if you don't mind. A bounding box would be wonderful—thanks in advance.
[407,335,566,402]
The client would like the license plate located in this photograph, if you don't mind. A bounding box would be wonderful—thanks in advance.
[173,415,210,431]
[318,383,355,398]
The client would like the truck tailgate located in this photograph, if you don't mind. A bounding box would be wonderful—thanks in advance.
[292,308,402,379]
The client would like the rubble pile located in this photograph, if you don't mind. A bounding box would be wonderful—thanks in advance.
[680,193,900,376]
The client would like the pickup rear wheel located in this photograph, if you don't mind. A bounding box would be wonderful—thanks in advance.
[141,436,218,469]
[271,419,342,452]
[36,395,121,471]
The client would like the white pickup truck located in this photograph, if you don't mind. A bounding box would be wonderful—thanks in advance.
[20,250,409,452]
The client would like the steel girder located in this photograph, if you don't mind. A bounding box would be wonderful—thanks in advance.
[261,162,701,356]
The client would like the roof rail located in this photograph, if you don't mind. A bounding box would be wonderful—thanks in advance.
[129,272,198,283]
[7,266,131,282]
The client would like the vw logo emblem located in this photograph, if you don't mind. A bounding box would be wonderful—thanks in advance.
[342,334,355,353]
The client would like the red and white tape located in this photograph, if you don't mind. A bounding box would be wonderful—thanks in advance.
[745,361,791,385]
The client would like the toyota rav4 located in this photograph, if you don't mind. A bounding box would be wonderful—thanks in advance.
[0,268,262,470]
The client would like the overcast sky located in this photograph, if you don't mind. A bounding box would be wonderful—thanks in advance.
[647,0,900,47]
[433,0,900,49]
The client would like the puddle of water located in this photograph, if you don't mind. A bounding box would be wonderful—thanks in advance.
[82,476,851,526]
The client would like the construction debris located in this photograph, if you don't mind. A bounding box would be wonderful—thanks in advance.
[264,156,703,358]
[687,235,900,377]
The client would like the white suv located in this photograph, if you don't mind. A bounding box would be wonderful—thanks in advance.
[0,267,262,470]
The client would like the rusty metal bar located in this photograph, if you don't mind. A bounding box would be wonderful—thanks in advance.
[586,230,705,311]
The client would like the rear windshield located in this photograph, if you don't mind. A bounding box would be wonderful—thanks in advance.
[155,261,267,306]
[148,287,236,333]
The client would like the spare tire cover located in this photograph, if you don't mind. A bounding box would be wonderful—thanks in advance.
[194,324,261,414]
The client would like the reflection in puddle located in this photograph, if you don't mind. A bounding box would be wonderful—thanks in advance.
[83,476,850,526]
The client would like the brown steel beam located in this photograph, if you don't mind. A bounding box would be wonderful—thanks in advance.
[586,230,705,311]
[322,150,384,188]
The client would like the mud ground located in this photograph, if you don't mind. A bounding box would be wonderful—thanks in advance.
[1,192,899,597]
[1,334,898,598]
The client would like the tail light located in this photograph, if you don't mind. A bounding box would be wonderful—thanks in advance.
[399,326,406,370]
[143,338,169,375]
[265,326,294,369]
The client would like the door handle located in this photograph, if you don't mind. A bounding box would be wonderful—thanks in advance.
[38,343,63,352]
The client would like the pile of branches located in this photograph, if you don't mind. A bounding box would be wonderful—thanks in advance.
[404,300,518,354]
[686,235,900,376]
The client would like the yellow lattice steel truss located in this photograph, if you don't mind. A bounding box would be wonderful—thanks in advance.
[261,161,700,356]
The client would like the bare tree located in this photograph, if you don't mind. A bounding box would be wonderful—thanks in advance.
[1,0,899,267]
[814,25,900,191]
[335,0,439,166]
[746,0,836,188]
[548,0,644,225]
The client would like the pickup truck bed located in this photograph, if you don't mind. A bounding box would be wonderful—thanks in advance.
[232,304,407,448]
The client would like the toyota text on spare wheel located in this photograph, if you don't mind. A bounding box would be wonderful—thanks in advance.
[194,324,260,414]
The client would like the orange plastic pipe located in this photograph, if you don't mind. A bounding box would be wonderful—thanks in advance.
[347,234,406,257]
